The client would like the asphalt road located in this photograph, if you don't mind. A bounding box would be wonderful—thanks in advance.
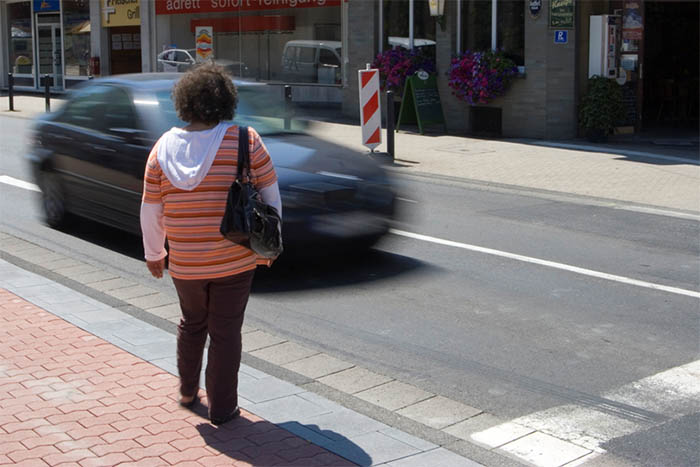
[1,115,698,465]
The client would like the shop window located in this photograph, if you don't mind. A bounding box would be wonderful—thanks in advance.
[7,2,33,76]
[62,0,91,77]
[382,0,436,53]
[461,0,525,66]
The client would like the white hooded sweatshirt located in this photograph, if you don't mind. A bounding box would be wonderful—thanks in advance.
[140,124,282,261]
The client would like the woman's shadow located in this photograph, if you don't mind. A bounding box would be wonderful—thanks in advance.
[192,411,372,466]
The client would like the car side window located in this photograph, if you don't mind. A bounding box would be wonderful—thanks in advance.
[56,85,112,131]
[319,49,340,67]
[175,51,191,63]
[102,87,138,131]
[283,46,297,70]
[298,47,316,64]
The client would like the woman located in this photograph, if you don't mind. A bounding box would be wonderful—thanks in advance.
[140,63,281,425]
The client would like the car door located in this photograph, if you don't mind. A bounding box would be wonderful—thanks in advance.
[96,85,152,233]
[50,85,117,222]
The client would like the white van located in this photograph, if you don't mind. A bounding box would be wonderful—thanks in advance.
[281,40,342,85]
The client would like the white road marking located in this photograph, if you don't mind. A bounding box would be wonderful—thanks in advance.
[390,229,700,299]
[0,175,40,192]
[471,360,700,464]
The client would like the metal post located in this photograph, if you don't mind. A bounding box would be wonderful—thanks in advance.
[284,85,292,130]
[44,74,51,112]
[386,90,395,161]
[8,73,14,111]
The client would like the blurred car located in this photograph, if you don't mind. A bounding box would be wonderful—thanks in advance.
[25,74,396,252]
[157,48,249,78]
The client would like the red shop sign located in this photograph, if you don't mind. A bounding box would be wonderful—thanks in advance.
[190,16,295,33]
[156,0,340,15]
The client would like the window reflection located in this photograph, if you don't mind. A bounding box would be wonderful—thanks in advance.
[8,2,33,76]
[63,0,92,77]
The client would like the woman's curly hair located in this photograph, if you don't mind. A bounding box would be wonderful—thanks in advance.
[172,62,238,124]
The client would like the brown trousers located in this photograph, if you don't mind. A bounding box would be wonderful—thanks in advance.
[171,269,255,420]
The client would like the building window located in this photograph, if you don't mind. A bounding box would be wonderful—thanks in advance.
[461,0,525,65]
[62,0,91,77]
[7,1,33,76]
[382,0,436,59]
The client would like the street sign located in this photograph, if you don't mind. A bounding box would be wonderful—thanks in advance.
[358,67,382,151]
[554,30,568,44]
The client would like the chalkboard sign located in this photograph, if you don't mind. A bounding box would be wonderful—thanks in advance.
[397,73,446,134]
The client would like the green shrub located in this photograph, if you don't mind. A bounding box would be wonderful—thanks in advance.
[579,76,625,135]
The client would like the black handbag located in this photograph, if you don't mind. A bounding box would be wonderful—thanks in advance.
[219,126,283,259]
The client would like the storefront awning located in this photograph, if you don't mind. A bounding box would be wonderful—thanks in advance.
[68,20,91,34]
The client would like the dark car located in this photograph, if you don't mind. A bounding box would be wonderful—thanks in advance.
[26,73,396,251]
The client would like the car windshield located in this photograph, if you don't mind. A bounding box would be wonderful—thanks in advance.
[150,84,304,136]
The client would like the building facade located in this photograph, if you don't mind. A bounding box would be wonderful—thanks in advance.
[1,0,697,139]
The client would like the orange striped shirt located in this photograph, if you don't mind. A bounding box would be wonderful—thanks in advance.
[142,125,277,280]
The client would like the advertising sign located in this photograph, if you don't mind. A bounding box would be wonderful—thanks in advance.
[623,1,643,41]
[195,26,214,62]
[156,0,340,15]
[102,0,140,27]
[397,73,445,135]
[550,0,574,29]
[528,0,542,19]
[33,0,60,12]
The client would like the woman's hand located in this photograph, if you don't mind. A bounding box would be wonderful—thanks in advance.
[146,258,165,278]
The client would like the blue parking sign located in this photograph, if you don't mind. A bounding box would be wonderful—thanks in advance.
[554,30,568,44]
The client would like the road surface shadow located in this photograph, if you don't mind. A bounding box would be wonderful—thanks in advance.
[55,217,429,292]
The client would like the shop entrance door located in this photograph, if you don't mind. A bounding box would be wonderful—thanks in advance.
[36,23,63,91]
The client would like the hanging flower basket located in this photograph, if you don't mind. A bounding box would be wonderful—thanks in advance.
[371,47,436,96]
[448,50,518,105]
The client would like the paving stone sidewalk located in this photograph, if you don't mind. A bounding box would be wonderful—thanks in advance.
[0,288,354,467]
[0,260,483,467]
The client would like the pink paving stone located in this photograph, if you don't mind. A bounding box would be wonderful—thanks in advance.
[43,448,98,465]
[134,430,187,448]
[20,432,72,449]
[125,442,179,461]
[114,457,170,467]
[78,452,131,467]
[143,419,192,435]
[111,416,160,431]
[34,421,83,436]
[6,445,61,463]
[101,427,150,444]
[54,437,104,453]
[66,424,118,440]
[129,396,173,411]
[77,412,126,429]
[3,417,51,433]
[88,439,141,456]
[161,446,215,464]
[121,406,169,420]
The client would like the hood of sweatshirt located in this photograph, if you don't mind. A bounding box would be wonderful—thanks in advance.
[156,122,233,191]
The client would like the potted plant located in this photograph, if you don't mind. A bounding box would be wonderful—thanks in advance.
[578,76,625,142]
[448,49,518,105]
[371,46,436,96]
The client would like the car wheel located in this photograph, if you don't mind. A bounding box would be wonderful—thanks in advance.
[40,170,67,228]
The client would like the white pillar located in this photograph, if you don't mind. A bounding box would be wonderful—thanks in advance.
[456,0,461,55]
[140,0,154,72]
[409,0,414,49]
[491,0,497,50]
[0,2,7,87]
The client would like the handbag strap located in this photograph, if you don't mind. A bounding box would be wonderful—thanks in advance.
[237,126,250,182]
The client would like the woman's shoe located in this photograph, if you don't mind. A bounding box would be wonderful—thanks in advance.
[210,406,241,426]
[179,394,199,408]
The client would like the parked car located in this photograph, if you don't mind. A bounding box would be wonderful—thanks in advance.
[157,48,249,78]
[281,40,341,84]
[25,74,396,252]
